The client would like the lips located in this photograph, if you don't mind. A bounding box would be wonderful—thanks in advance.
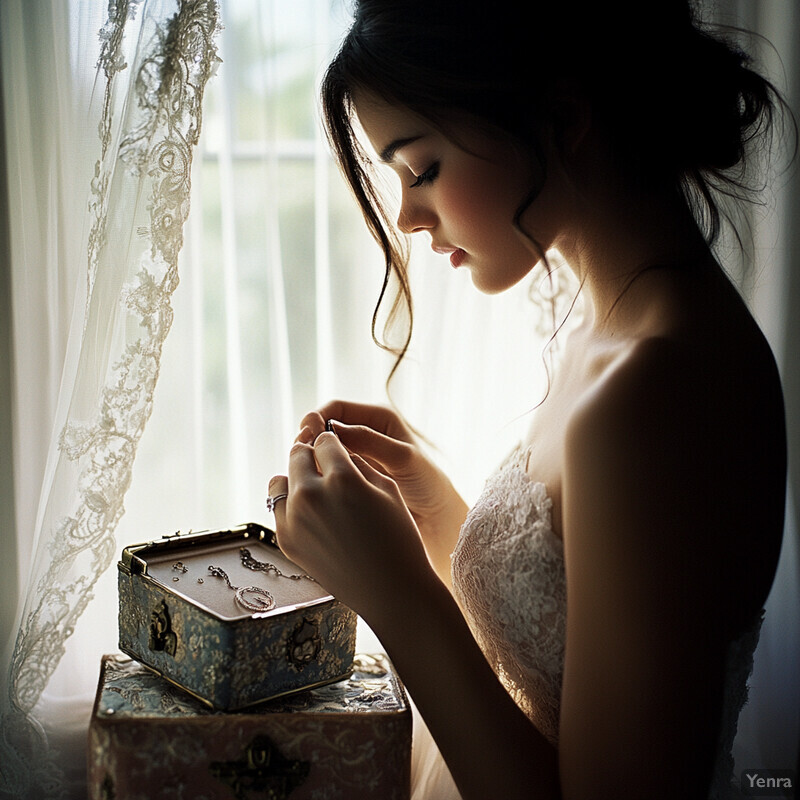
[449,248,466,268]
[432,245,467,268]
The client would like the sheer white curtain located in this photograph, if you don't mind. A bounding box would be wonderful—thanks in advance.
[0,2,797,800]
[0,1,221,797]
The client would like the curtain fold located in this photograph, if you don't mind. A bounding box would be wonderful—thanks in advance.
[0,2,221,797]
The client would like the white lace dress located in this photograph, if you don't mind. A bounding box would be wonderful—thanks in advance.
[410,445,761,800]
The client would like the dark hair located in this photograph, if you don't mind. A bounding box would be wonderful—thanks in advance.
[321,0,795,383]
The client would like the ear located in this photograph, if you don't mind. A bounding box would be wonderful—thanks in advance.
[550,80,592,157]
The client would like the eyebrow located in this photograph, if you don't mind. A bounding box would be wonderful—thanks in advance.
[379,135,425,164]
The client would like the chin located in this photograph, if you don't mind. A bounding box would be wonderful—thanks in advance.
[469,265,533,296]
[471,278,508,296]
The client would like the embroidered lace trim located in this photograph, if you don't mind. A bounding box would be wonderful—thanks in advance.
[0,2,221,797]
[451,445,566,744]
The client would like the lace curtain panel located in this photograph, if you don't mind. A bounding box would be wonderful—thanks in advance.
[0,1,221,797]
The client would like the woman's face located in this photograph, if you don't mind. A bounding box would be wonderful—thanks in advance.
[354,92,557,294]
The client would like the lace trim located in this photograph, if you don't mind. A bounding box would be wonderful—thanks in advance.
[0,2,221,797]
[451,445,566,744]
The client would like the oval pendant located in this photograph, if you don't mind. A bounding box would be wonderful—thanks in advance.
[235,585,275,612]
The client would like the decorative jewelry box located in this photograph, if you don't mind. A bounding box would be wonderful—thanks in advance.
[118,523,357,710]
[88,652,411,800]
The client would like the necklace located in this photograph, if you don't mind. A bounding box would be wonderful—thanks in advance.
[207,565,275,612]
[239,547,316,582]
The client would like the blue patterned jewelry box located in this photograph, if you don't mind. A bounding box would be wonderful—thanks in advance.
[118,522,357,710]
[89,652,411,800]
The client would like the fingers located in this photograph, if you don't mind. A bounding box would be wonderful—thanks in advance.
[285,432,396,502]
[295,425,315,445]
[301,400,413,443]
[310,430,358,475]
[287,432,357,489]
[349,452,397,493]
[271,413,408,544]
[268,440,324,534]
[327,420,415,474]
[287,439,321,486]
[297,411,327,439]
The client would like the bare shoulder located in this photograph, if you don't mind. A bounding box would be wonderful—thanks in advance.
[564,330,785,633]
[572,326,782,432]
[569,327,785,485]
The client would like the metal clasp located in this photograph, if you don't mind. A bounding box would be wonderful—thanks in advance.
[210,735,309,799]
[147,599,177,656]
[286,617,321,670]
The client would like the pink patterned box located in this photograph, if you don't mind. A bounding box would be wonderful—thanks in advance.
[88,652,411,800]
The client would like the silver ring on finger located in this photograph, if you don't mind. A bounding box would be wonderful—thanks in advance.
[265,493,289,513]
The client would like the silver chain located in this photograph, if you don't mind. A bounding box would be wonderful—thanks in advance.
[239,547,316,582]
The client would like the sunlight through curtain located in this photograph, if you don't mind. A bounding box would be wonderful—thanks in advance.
[0,1,221,796]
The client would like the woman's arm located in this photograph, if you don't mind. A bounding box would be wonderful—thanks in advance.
[374,564,563,800]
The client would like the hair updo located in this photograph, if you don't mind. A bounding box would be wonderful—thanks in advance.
[321,0,794,378]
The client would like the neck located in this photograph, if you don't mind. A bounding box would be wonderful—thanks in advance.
[555,177,713,328]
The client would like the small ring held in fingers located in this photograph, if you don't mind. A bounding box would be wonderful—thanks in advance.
[265,493,289,514]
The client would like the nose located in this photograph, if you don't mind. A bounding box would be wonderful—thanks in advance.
[396,192,437,235]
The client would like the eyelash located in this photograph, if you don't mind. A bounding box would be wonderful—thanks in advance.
[410,162,439,188]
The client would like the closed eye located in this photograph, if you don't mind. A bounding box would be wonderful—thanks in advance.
[410,162,439,188]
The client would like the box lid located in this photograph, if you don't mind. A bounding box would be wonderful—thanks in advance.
[93,653,408,720]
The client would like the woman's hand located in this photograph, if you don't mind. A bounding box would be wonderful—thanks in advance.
[268,430,433,625]
[295,400,469,583]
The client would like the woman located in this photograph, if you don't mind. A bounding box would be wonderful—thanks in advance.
[268,2,793,797]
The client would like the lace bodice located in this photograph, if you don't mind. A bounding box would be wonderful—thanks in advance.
[450,445,761,797]
[451,445,565,744]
